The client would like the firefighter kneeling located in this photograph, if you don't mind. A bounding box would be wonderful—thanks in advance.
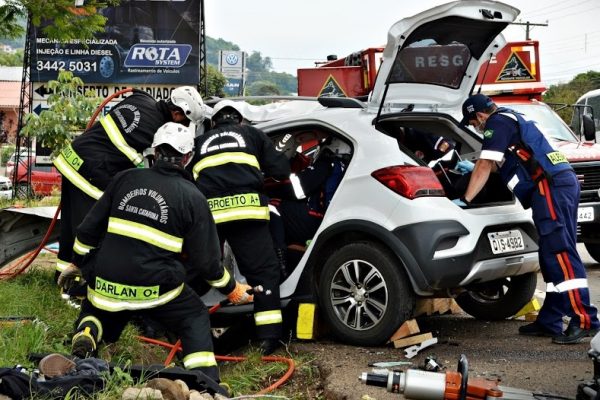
[57,122,251,383]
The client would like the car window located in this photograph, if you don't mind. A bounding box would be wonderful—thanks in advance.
[507,104,577,142]
[31,165,53,172]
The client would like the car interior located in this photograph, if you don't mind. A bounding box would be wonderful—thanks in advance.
[375,117,514,205]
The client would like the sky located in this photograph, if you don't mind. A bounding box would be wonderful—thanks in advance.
[204,0,600,86]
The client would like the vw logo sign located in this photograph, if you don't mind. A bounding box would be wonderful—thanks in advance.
[225,53,239,65]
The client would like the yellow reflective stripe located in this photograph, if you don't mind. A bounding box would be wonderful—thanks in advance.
[94,276,160,301]
[212,206,270,224]
[207,193,261,212]
[87,283,184,311]
[107,217,183,253]
[193,152,260,180]
[56,259,70,272]
[78,316,103,342]
[73,238,94,255]
[101,115,143,166]
[254,310,283,326]
[183,351,217,368]
[207,268,231,288]
[60,143,84,171]
[54,154,103,200]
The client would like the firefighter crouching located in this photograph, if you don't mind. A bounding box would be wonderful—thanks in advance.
[53,86,206,284]
[190,100,291,355]
[57,122,252,382]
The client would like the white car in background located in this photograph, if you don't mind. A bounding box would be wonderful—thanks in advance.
[207,1,540,346]
[0,176,13,200]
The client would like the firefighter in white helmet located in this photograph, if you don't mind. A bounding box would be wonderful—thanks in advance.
[190,99,291,355]
[57,122,252,383]
[53,86,206,293]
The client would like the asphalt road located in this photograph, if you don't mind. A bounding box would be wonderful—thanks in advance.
[293,244,600,400]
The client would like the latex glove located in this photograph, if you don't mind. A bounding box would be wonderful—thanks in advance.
[452,198,467,207]
[57,264,85,291]
[456,160,475,174]
[227,282,254,305]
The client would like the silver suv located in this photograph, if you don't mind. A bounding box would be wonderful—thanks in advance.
[206,1,539,346]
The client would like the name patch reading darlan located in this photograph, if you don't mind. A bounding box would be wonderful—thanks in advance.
[95,277,159,300]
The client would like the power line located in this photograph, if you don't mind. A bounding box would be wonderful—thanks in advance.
[551,5,600,21]
[524,0,595,19]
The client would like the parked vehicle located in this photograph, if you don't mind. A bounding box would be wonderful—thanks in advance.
[206,1,540,346]
[5,150,35,177]
[0,176,12,200]
[573,88,600,138]
[9,159,61,198]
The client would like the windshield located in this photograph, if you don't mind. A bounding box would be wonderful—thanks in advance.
[506,103,578,143]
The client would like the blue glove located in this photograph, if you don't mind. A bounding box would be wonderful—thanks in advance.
[452,198,467,207]
[456,160,475,174]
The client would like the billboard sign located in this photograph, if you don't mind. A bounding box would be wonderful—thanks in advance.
[219,50,245,79]
[30,0,201,84]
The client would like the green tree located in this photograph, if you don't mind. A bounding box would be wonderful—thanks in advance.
[246,81,281,96]
[0,0,120,42]
[246,51,272,72]
[543,71,600,123]
[204,64,227,98]
[0,49,23,66]
[21,70,100,155]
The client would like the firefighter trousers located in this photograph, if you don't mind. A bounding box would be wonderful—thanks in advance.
[218,220,283,340]
[532,171,600,333]
[56,176,97,279]
[74,285,219,381]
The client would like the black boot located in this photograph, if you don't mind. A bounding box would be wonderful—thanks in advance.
[275,248,288,282]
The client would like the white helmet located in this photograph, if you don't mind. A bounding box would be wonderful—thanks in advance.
[152,122,194,154]
[212,99,243,122]
[322,137,352,156]
[171,86,206,123]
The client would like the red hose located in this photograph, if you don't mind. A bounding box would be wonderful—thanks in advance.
[135,335,296,394]
[0,88,134,279]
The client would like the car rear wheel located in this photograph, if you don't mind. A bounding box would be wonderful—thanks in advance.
[456,272,537,320]
[318,241,415,346]
[584,242,600,264]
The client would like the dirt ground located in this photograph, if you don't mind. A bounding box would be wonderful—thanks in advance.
[287,244,600,400]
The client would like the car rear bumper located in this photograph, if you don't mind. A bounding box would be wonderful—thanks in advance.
[458,252,539,286]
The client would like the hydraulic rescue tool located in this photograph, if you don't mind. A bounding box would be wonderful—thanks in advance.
[360,354,548,400]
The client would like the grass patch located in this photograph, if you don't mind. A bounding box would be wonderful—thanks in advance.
[0,265,322,398]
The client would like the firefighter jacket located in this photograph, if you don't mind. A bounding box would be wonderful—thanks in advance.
[480,107,572,208]
[53,90,172,201]
[191,120,290,224]
[71,160,235,312]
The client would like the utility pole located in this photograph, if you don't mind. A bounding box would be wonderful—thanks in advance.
[510,21,549,40]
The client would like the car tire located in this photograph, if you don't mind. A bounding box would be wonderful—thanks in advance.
[584,242,600,264]
[456,272,537,320]
[318,241,415,346]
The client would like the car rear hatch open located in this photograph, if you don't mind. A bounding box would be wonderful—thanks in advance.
[368,0,519,119]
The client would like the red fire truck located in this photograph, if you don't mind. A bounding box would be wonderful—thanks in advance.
[297,41,600,262]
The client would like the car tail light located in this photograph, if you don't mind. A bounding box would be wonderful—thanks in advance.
[371,165,445,199]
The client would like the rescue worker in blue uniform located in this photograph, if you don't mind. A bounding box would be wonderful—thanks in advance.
[53,87,205,283]
[57,123,252,382]
[457,94,599,344]
[190,100,291,355]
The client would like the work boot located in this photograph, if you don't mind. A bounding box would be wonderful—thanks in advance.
[72,329,97,359]
[275,248,288,282]
[552,325,600,345]
[518,322,556,337]
[258,339,281,356]
[38,353,76,378]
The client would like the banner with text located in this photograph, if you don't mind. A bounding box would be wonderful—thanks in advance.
[30,0,201,85]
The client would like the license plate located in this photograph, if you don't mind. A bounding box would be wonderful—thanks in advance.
[487,230,525,255]
[577,207,594,222]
